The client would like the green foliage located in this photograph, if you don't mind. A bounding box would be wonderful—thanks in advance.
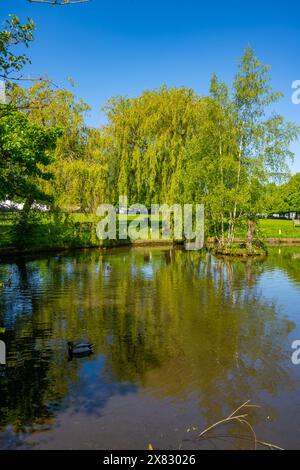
[9,81,108,212]
[183,48,300,247]
[281,174,300,211]
[102,86,203,205]
[211,242,267,257]
[0,14,35,79]
[9,210,101,249]
[266,173,300,213]
[0,107,61,202]
[1,13,299,251]
[10,81,90,159]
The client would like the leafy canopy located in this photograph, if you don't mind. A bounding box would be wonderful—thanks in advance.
[0,107,61,202]
[0,14,35,79]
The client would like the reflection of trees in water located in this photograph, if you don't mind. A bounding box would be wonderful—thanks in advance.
[0,260,70,434]
[145,251,295,431]
[0,250,169,433]
[266,246,300,286]
[0,248,296,439]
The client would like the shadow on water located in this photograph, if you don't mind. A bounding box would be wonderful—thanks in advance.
[0,246,300,449]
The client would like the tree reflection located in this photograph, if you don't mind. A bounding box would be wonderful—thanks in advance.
[0,247,297,447]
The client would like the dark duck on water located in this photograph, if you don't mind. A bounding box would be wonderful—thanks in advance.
[67,341,93,359]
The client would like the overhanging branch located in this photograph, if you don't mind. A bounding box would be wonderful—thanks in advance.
[27,0,91,4]
[0,74,59,88]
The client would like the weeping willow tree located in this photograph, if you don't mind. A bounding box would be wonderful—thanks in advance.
[10,81,108,212]
[102,87,205,206]
[53,129,109,212]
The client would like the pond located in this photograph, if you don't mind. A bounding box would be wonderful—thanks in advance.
[0,246,300,449]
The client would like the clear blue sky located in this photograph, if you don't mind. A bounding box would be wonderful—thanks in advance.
[2,0,300,172]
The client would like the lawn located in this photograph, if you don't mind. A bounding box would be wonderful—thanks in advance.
[71,215,300,239]
[1,213,300,250]
[0,211,163,249]
[258,219,300,239]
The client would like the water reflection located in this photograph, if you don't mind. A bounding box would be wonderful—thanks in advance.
[0,246,300,449]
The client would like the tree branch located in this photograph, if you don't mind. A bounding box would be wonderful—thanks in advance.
[27,0,91,5]
[0,74,59,88]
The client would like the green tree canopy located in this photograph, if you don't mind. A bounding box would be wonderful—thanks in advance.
[10,81,108,211]
[102,86,204,206]
[0,107,61,202]
[182,48,299,246]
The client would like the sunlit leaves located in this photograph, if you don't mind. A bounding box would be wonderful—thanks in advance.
[0,15,35,79]
[0,108,61,201]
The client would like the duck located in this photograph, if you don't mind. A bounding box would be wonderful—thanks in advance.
[67,341,93,359]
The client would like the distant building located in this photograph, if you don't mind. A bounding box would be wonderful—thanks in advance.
[0,200,24,211]
[0,200,49,211]
[268,212,300,220]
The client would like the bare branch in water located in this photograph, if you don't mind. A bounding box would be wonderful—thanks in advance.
[196,400,283,450]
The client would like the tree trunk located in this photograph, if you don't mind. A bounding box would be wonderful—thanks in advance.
[14,197,34,247]
[230,131,244,246]
[21,197,34,224]
[247,219,255,252]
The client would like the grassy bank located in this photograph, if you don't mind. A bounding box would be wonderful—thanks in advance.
[0,211,169,255]
[257,219,300,239]
[233,219,300,239]
[0,212,101,251]
[1,212,300,255]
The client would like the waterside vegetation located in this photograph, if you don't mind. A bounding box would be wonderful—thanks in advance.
[1,15,300,256]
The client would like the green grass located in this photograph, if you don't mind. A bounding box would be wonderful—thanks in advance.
[233,219,300,239]
[0,211,164,250]
[258,219,300,239]
[70,215,300,239]
[0,212,101,250]
[212,243,267,257]
[1,212,300,251]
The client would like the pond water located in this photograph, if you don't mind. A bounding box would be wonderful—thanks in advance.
[0,246,300,450]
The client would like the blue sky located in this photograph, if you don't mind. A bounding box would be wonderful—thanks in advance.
[2,0,300,172]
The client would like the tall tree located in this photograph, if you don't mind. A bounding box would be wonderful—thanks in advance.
[183,49,299,249]
[102,87,204,206]
[268,174,300,214]
[11,81,108,212]
[230,48,299,247]
[0,107,61,204]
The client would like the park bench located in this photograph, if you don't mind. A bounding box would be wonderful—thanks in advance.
[293,220,300,227]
